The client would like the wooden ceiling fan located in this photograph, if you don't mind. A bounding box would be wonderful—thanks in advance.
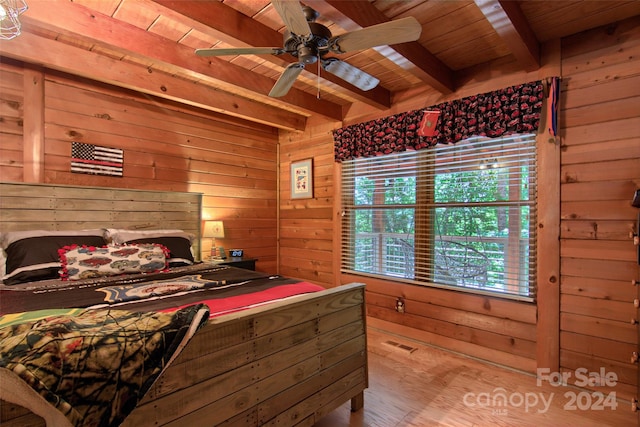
[195,0,422,97]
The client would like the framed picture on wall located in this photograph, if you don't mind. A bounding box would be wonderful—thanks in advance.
[291,159,313,199]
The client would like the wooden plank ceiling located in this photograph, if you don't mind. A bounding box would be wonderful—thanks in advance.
[3,0,639,130]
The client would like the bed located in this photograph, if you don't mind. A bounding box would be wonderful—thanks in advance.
[0,182,368,427]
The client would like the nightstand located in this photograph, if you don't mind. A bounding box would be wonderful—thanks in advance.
[209,257,257,271]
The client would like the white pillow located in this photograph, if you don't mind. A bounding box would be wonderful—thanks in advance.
[1,230,107,285]
[104,229,194,244]
[0,248,5,279]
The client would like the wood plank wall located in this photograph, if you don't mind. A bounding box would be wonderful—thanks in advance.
[0,60,279,272]
[0,61,22,178]
[279,117,340,287]
[281,82,548,376]
[1,12,638,409]
[559,17,640,401]
[280,14,640,403]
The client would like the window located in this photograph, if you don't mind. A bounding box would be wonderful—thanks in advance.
[340,134,537,301]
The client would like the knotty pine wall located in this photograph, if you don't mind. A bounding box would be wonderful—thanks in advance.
[558,18,640,401]
[0,60,279,272]
[0,14,638,409]
[279,119,339,286]
[280,15,640,406]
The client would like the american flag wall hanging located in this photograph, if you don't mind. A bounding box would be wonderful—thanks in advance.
[71,142,123,177]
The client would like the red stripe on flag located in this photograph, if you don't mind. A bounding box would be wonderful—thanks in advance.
[72,158,122,168]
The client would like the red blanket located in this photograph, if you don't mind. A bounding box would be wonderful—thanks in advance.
[160,282,324,317]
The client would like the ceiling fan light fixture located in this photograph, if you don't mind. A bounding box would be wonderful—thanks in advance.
[297,45,317,64]
[0,0,27,40]
[283,20,331,56]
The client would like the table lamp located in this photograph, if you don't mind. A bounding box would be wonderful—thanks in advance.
[203,220,225,259]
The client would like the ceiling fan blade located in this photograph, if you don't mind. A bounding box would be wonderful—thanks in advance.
[271,0,312,38]
[269,62,305,97]
[195,47,283,57]
[322,58,379,91]
[328,17,422,54]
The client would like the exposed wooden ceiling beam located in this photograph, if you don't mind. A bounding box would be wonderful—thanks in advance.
[314,0,455,94]
[21,0,343,122]
[0,31,306,131]
[150,0,392,110]
[474,0,540,71]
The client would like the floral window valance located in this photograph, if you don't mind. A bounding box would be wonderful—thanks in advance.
[333,80,545,162]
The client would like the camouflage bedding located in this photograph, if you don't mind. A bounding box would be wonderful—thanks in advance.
[0,265,323,426]
[0,304,209,427]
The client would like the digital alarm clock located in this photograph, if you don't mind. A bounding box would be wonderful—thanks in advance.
[230,249,244,257]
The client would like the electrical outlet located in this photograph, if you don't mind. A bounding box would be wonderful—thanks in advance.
[395,297,405,313]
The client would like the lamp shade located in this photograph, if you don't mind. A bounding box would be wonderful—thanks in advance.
[203,220,225,238]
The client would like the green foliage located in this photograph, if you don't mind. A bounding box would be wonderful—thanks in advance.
[345,135,537,297]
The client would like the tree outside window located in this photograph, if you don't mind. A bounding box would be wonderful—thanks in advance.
[341,134,537,300]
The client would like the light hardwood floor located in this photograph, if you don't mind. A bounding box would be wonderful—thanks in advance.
[316,325,636,427]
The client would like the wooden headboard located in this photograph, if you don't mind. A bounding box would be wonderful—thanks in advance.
[0,182,203,260]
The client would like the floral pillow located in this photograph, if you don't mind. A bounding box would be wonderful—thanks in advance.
[104,229,195,267]
[59,243,169,281]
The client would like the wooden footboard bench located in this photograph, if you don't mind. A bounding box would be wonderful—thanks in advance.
[123,281,368,426]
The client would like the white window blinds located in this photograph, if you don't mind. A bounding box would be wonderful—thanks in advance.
[340,134,537,301]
